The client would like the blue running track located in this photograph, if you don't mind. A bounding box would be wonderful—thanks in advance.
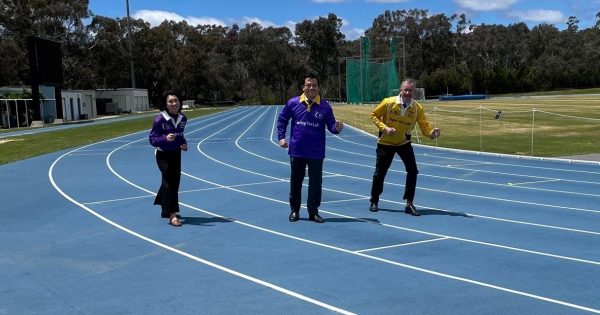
[1,105,599,314]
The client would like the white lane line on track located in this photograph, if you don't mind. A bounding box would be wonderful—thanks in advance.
[84,179,289,205]
[321,197,370,204]
[327,147,600,198]
[354,237,451,253]
[508,179,562,186]
[445,162,493,167]
[322,150,600,211]
[84,194,154,205]
[332,125,600,176]
[331,135,600,186]
[50,108,356,315]
[329,158,600,213]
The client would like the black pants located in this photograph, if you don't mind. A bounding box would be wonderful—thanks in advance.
[289,157,323,215]
[370,142,418,204]
[154,149,181,216]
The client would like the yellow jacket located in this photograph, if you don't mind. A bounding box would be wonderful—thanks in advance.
[371,96,434,146]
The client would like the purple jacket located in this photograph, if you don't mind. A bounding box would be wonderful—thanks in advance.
[149,111,187,152]
[277,94,339,159]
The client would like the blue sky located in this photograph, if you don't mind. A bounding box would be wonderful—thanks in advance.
[89,0,600,39]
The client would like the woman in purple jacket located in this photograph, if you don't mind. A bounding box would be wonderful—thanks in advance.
[149,92,188,227]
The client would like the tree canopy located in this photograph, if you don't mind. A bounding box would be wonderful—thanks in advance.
[2,2,600,104]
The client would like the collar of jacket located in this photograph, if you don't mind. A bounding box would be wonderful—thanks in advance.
[301,93,321,112]
[161,110,183,126]
[396,95,413,108]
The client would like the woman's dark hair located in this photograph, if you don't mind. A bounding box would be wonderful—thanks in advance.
[160,91,181,112]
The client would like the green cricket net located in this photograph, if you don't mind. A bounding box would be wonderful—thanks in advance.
[345,37,400,104]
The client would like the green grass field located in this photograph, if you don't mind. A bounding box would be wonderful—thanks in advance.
[333,94,600,157]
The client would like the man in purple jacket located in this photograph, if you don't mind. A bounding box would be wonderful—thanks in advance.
[277,73,344,223]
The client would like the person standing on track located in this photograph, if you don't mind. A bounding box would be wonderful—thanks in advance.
[277,73,344,223]
[368,79,440,216]
[149,91,188,227]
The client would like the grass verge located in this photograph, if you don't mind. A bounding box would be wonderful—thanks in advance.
[0,108,226,165]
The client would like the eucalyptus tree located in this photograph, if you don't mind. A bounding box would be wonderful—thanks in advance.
[461,24,518,93]
[527,24,561,90]
[234,22,302,104]
[579,27,600,86]
[294,13,345,97]
[87,16,131,89]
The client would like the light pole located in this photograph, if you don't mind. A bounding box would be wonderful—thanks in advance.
[126,0,136,88]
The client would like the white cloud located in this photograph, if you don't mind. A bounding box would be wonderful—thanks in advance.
[366,0,409,3]
[133,10,226,27]
[284,20,297,32]
[455,0,518,11]
[337,17,361,40]
[131,9,364,40]
[508,9,565,24]
[343,27,365,40]
[239,16,277,28]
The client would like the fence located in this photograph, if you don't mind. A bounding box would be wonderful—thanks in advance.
[1,99,33,129]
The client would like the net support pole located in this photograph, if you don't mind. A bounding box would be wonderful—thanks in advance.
[479,105,483,151]
[531,108,536,156]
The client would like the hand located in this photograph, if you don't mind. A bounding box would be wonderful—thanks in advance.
[385,127,396,136]
[335,120,344,132]
[430,128,440,139]
[180,143,188,151]
[166,133,175,142]
[279,139,288,148]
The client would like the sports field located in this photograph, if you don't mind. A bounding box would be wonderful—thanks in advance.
[333,94,600,157]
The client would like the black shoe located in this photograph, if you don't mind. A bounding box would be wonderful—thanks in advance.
[308,214,324,223]
[405,203,421,216]
[289,211,299,222]
[369,202,379,212]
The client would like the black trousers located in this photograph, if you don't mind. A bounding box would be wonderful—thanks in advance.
[289,157,323,215]
[370,142,419,204]
[154,149,181,216]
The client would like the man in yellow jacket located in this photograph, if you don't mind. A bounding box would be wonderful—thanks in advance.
[369,79,440,216]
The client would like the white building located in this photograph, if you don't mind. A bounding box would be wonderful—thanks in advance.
[2,87,151,127]
[95,88,149,114]
[72,90,97,119]
[61,90,83,121]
